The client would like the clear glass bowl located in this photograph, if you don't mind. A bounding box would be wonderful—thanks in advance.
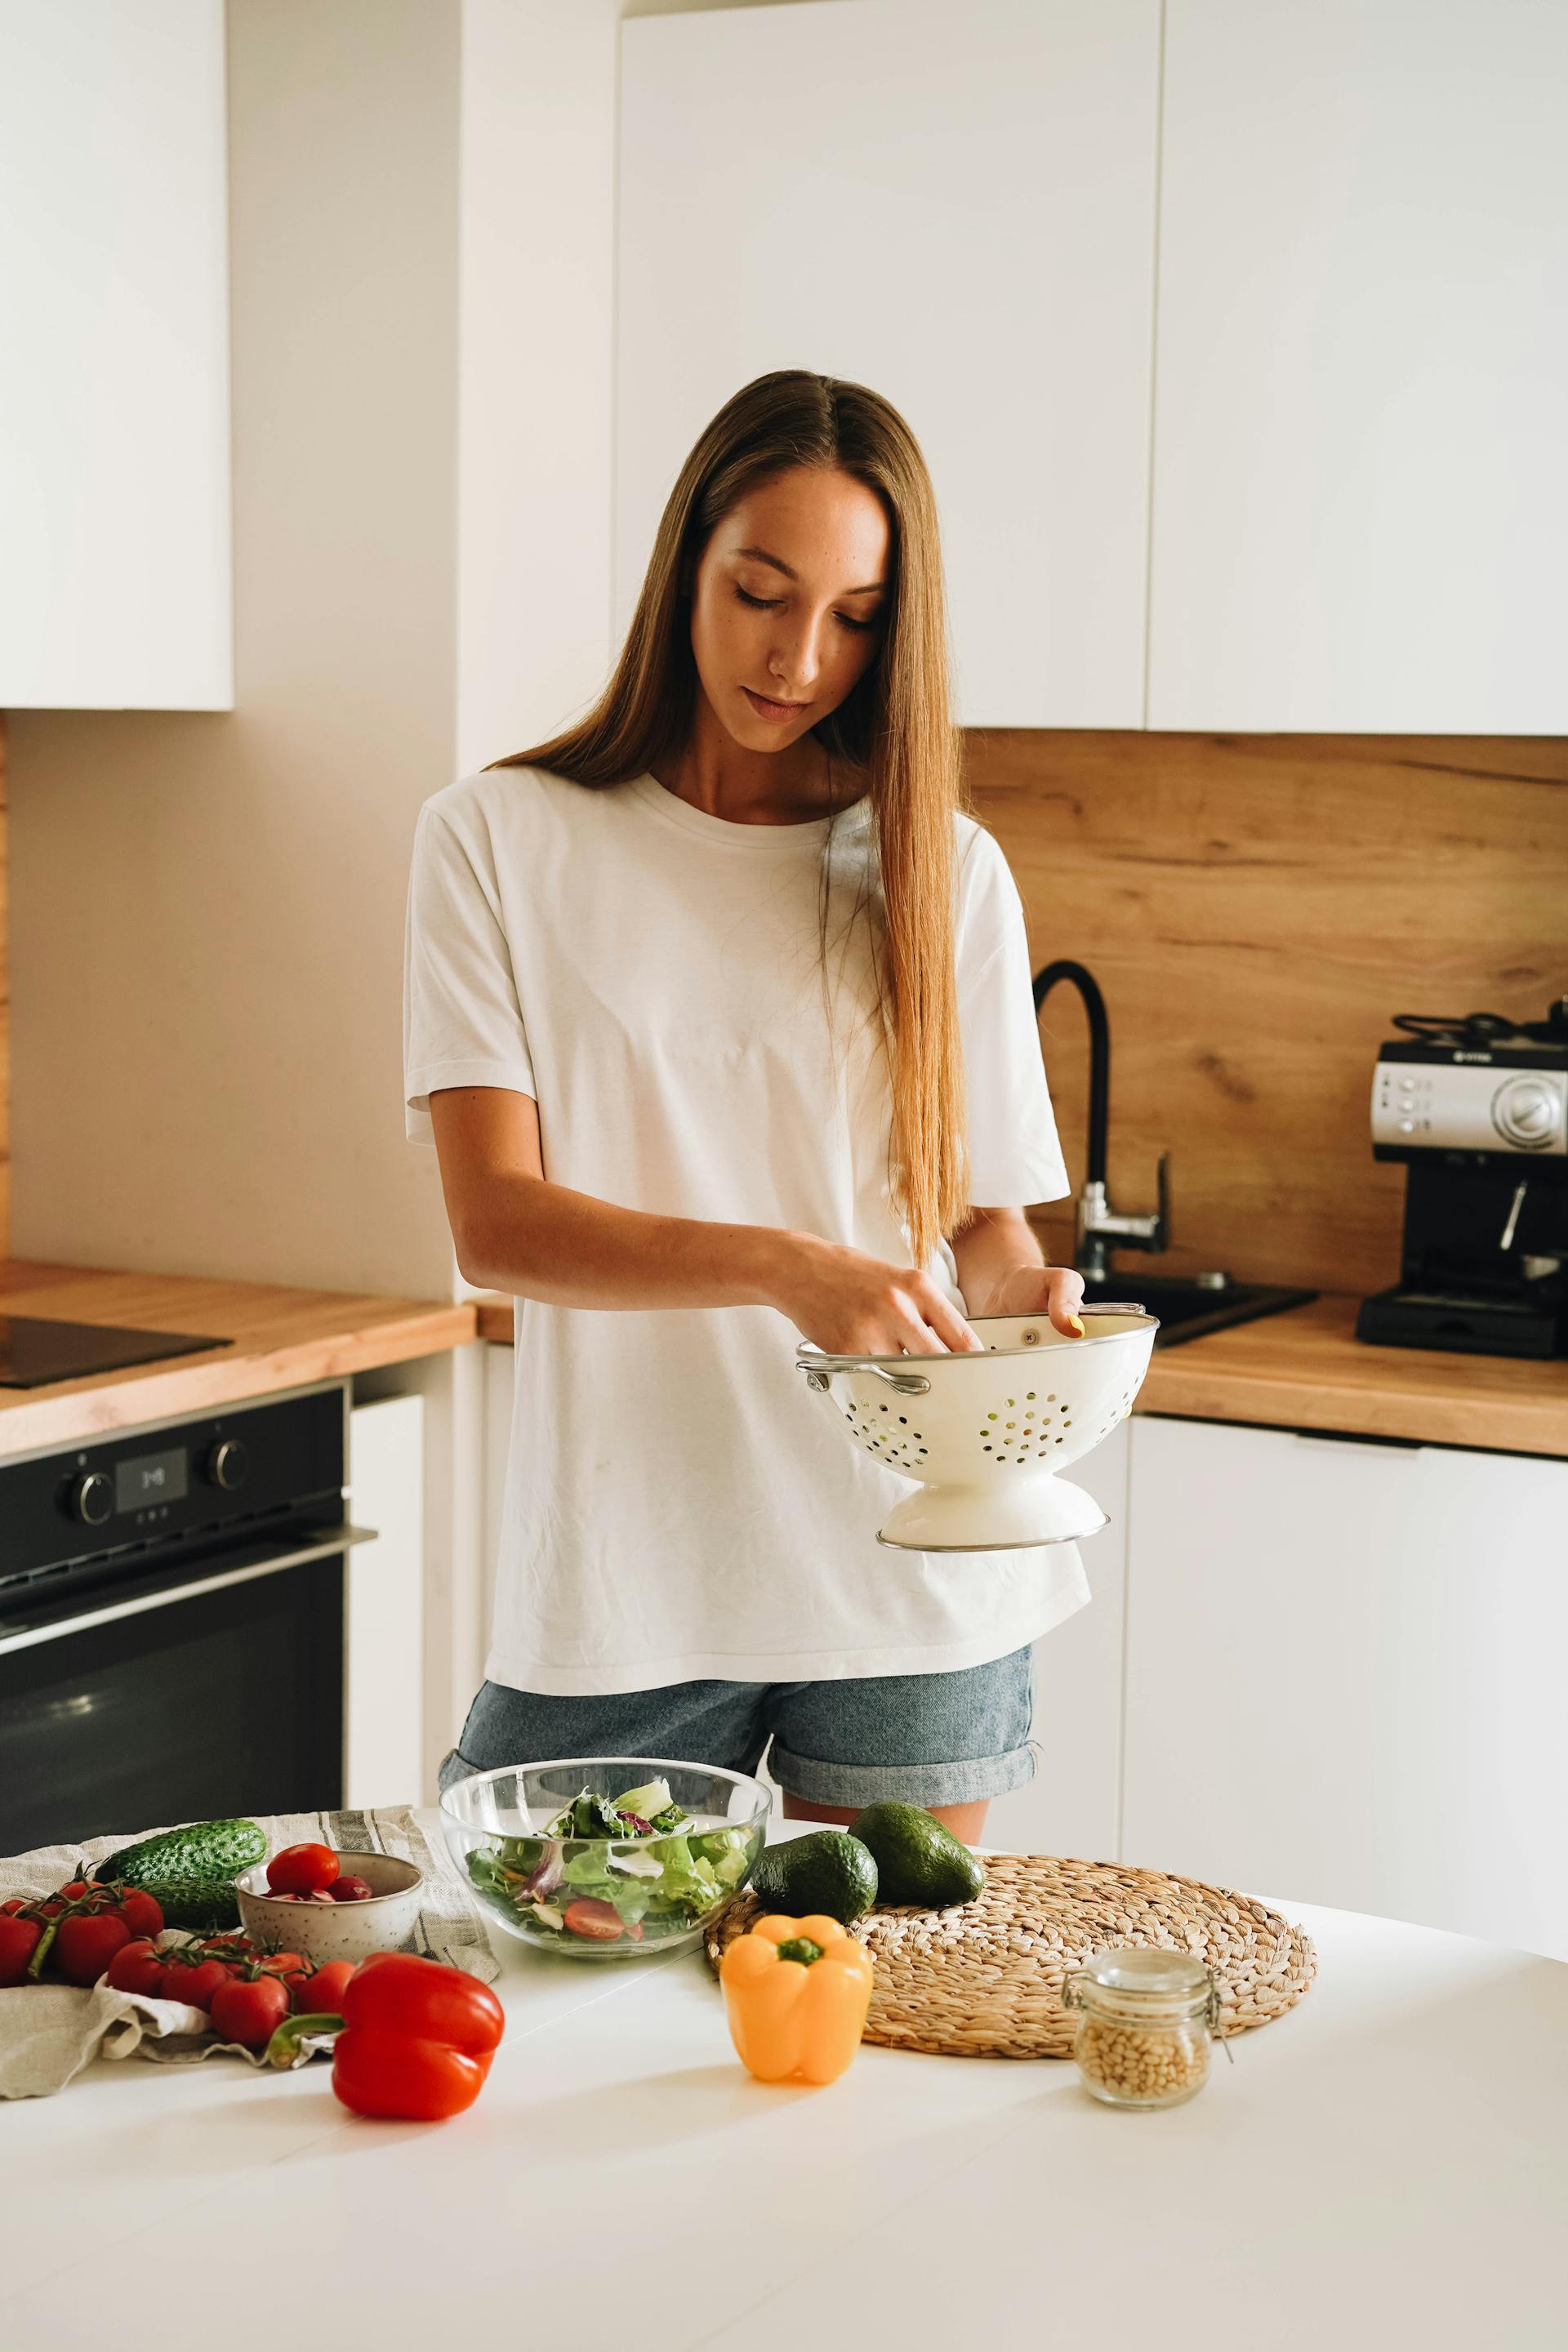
[439,1757,771,1961]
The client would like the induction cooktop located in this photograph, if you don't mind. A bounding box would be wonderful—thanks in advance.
[0,1316,233,1389]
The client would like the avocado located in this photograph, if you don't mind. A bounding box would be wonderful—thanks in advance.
[749,1830,878,1927]
[850,1802,986,1909]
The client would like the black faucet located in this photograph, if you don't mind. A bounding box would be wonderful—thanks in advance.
[1032,959,1169,1281]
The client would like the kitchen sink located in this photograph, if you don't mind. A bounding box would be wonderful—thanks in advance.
[1075,1272,1316,1348]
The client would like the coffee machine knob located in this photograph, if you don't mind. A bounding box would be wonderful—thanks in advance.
[1493,1077,1561,1149]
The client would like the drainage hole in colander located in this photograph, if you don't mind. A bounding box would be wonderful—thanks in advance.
[1026,1391,1036,1401]
[1048,1392,1057,1403]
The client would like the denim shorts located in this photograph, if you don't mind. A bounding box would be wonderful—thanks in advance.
[437,1647,1036,1811]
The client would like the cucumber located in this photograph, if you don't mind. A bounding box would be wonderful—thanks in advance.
[94,1818,265,1928]
[129,1877,246,1932]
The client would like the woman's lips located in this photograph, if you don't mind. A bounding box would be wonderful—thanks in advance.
[742,686,809,723]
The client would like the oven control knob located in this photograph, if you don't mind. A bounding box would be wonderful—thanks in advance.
[69,1471,114,1527]
[204,1437,249,1491]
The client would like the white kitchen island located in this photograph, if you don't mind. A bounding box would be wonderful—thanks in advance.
[2,1836,1564,2351]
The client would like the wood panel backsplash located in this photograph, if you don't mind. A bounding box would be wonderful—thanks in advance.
[967,732,1568,1297]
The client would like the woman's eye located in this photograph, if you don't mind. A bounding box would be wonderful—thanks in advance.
[734,584,879,633]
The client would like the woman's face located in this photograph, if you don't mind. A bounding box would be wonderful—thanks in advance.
[688,467,891,750]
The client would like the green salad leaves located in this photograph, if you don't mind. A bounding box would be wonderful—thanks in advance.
[463,1776,760,1946]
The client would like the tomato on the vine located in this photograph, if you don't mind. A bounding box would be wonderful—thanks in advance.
[112,1889,165,1939]
[54,1913,131,1986]
[105,1938,167,1997]
[209,1972,291,2050]
[158,1953,234,2009]
[300,1958,358,2014]
[0,1915,43,1985]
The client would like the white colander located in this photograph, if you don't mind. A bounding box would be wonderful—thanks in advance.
[796,1306,1158,1552]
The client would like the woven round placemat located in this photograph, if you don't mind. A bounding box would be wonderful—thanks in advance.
[704,1852,1316,2059]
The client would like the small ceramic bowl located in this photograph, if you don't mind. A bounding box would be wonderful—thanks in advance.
[234,1851,424,1962]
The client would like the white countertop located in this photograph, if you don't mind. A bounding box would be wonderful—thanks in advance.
[2,1830,1565,2351]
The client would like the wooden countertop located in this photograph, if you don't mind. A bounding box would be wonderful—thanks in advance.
[0,1260,476,1458]
[475,1288,1568,1456]
[1135,1292,1567,1456]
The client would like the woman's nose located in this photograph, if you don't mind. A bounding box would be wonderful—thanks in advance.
[773,618,824,690]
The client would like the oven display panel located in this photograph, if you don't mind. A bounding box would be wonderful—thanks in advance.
[114,1448,189,1514]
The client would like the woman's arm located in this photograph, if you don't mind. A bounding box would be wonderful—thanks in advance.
[949,1205,1085,1338]
[430,1087,984,1356]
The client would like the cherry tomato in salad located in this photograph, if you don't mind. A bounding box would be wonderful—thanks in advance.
[265,1843,340,1896]
[562,1898,626,1941]
[327,1875,374,1903]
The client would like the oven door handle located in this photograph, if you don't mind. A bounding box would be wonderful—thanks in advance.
[0,1525,376,1656]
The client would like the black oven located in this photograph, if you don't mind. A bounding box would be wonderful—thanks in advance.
[0,1385,364,1853]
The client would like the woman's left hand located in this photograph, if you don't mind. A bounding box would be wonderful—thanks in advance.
[976,1263,1086,1337]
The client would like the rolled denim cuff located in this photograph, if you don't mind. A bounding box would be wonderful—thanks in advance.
[768,1737,1036,1811]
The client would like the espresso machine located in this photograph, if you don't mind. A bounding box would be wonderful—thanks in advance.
[1356,1000,1568,1358]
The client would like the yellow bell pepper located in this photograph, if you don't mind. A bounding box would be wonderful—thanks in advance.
[719,1913,875,2085]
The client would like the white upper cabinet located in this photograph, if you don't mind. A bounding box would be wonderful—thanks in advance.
[0,0,232,710]
[617,0,1161,728]
[1147,0,1568,733]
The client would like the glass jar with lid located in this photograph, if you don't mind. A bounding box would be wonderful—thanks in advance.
[1062,1945,1222,2108]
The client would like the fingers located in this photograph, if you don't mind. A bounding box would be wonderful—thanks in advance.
[913,1276,984,1353]
[1046,1264,1087,1338]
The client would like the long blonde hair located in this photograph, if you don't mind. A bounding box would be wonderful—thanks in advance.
[490,368,968,1262]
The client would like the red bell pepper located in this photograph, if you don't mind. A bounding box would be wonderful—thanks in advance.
[270,1952,504,2121]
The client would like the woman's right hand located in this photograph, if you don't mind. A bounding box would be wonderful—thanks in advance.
[765,1232,983,1356]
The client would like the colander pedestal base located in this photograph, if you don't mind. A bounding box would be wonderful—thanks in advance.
[875,1472,1109,1553]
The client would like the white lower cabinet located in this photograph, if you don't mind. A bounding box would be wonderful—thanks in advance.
[982,1420,1129,1866]
[1122,1414,1568,1961]
[345,1395,425,1808]
[482,1339,515,1658]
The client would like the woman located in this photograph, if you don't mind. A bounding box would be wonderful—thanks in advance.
[404,369,1085,1842]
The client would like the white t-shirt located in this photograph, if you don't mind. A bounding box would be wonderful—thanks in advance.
[403,764,1084,1695]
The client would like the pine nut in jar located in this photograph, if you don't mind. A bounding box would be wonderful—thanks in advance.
[1062,1946,1222,2109]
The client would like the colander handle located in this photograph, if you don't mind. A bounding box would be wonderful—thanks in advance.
[796,1359,932,1396]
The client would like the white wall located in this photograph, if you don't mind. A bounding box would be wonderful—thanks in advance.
[6,0,827,1793]
[8,0,461,1302]
[457,0,822,774]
